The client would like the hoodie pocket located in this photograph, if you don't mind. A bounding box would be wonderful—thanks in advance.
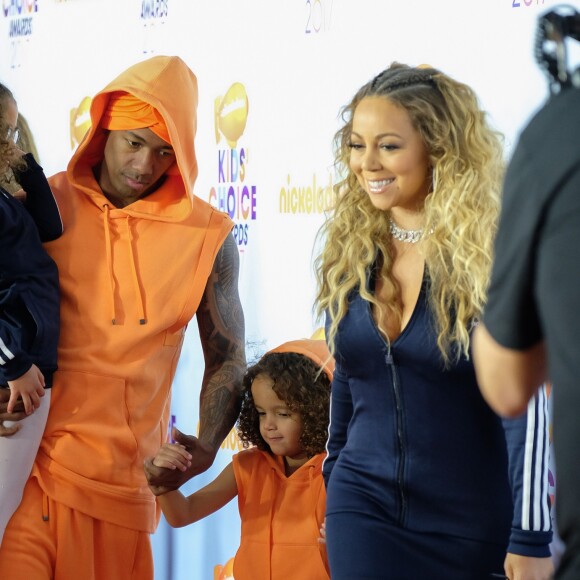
[163,326,185,347]
[43,369,139,485]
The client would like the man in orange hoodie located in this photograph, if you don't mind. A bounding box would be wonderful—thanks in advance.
[0,55,246,579]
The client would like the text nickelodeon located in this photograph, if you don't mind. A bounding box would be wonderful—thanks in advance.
[279,173,334,214]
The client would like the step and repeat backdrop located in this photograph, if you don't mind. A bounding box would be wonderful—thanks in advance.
[1,1,573,578]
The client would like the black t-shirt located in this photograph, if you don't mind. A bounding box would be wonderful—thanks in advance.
[484,86,580,580]
[484,86,580,352]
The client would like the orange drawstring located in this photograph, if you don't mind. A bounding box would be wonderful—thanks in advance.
[102,204,117,325]
[42,491,49,522]
[124,217,147,325]
[102,206,147,325]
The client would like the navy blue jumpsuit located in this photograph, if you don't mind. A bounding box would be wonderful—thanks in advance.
[323,273,552,579]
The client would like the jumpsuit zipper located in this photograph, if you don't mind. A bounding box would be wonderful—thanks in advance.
[386,350,407,526]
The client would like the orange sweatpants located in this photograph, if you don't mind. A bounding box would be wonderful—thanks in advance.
[0,476,154,580]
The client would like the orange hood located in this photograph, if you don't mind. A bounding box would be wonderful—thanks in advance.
[268,338,335,382]
[68,55,199,222]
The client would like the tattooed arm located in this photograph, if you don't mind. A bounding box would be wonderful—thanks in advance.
[144,233,246,494]
[196,232,245,449]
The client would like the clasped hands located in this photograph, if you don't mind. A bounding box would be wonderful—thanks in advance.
[144,426,217,496]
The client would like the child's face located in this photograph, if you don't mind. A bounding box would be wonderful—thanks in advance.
[251,373,306,464]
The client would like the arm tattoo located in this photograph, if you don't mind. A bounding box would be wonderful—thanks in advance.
[196,233,246,449]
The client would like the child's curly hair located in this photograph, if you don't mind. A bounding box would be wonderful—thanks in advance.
[237,351,330,458]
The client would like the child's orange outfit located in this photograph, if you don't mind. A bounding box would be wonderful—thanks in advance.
[230,337,333,580]
[233,447,329,580]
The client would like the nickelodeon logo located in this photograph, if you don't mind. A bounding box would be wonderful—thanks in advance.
[190,422,244,452]
[215,83,249,148]
[69,96,92,150]
[279,173,334,214]
[221,426,244,452]
[214,557,235,580]
[211,82,256,249]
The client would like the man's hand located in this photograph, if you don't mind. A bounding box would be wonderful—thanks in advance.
[504,553,554,580]
[144,428,217,496]
[0,388,27,437]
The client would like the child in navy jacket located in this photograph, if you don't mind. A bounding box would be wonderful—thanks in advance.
[0,83,62,545]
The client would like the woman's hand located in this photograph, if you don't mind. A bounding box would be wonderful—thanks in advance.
[504,553,554,580]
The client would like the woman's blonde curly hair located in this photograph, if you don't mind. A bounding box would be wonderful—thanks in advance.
[315,63,504,364]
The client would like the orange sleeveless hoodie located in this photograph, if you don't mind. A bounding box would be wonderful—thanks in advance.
[34,56,233,533]
[233,450,329,580]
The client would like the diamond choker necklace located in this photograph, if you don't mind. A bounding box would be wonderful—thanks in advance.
[388,218,424,244]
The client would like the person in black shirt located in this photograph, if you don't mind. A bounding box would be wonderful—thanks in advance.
[474,10,580,579]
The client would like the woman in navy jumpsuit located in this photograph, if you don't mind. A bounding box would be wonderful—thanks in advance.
[315,63,553,580]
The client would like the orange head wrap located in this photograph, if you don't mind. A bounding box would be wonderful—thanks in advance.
[100,91,170,144]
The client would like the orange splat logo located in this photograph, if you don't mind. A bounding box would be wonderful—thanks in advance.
[214,556,235,580]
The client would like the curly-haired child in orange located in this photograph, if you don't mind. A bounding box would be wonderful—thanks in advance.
[149,339,333,580]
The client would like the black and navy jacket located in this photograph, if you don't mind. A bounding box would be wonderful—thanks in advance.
[323,273,553,557]
[0,153,61,387]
